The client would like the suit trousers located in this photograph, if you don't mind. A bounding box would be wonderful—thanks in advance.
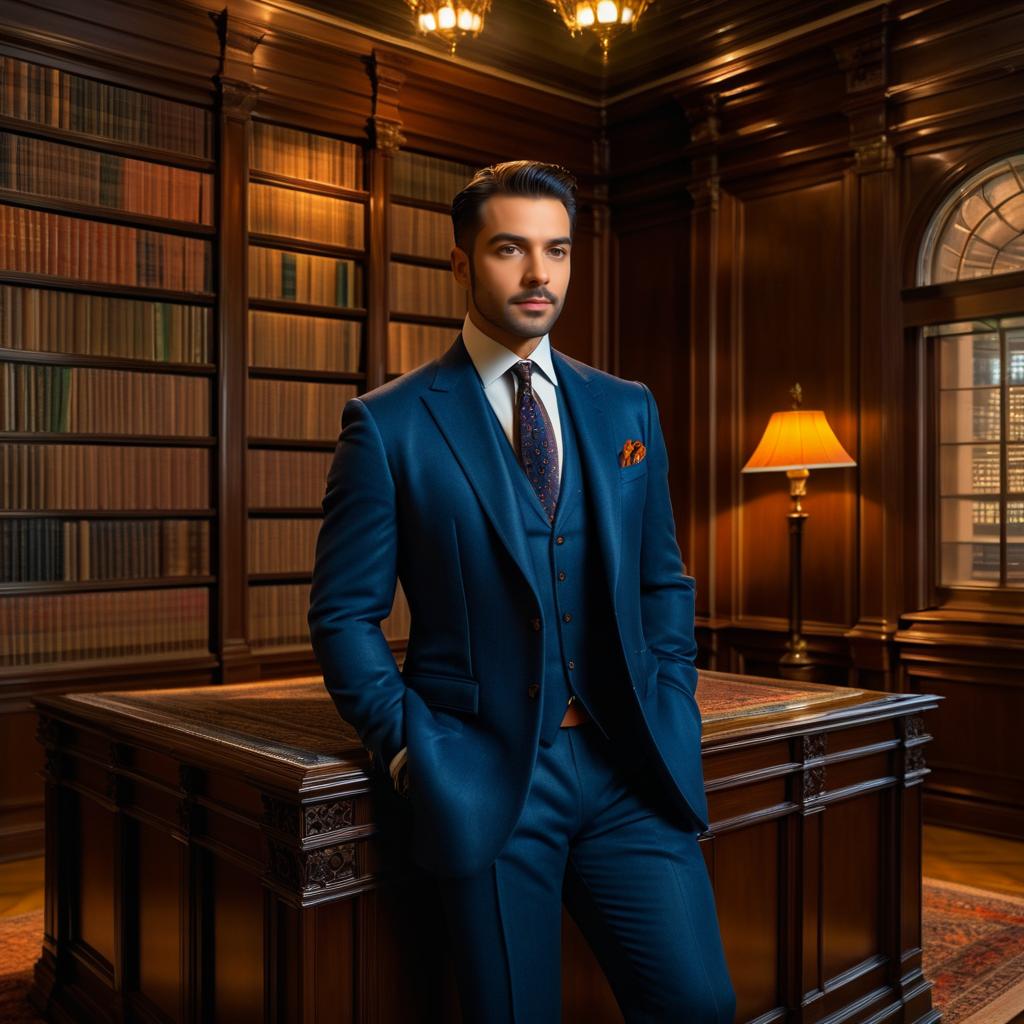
[434,718,737,1023]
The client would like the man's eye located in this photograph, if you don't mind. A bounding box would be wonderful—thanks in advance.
[499,245,519,254]
[550,248,566,257]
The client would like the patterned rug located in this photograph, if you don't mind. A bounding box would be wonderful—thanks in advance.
[2,878,1022,1022]
[922,878,1024,1024]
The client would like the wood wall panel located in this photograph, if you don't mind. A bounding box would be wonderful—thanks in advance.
[737,179,856,627]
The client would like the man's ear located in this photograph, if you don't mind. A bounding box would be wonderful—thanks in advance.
[451,245,473,291]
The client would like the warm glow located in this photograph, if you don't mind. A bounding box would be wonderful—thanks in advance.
[576,3,596,27]
[596,0,619,23]
[418,11,437,30]
[472,13,481,29]
[622,6,634,22]
[457,7,474,28]
[742,410,855,472]
[438,5,456,28]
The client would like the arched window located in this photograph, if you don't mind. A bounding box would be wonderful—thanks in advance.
[919,156,1024,590]
[918,156,1024,285]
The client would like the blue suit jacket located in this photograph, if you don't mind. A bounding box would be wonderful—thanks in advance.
[308,334,708,878]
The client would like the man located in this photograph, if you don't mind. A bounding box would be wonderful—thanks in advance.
[308,160,736,1023]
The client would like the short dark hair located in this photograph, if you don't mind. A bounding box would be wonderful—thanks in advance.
[451,159,577,257]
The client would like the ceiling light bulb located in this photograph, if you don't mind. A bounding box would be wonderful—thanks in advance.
[576,3,595,27]
[596,1,619,23]
[438,5,456,29]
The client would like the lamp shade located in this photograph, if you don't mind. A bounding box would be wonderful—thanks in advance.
[742,409,855,472]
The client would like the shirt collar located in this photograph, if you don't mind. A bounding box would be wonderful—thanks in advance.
[461,313,559,389]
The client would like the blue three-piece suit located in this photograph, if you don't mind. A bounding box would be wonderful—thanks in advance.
[308,333,736,1022]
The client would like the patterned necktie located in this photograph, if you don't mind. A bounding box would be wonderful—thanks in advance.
[511,359,560,522]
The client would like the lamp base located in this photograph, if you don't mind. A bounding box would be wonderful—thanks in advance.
[779,636,817,682]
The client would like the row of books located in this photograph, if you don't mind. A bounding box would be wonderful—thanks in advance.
[1,518,209,582]
[2,444,209,509]
[0,56,211,159]
[0,205,211,292]
[0,286,211,363]
[391,150,476,205]
[0,587,210,666]
[248,379,357,440]
[249,581,313,648]
[248,517,320,575]
[249,310,361,372]
[0,131,214,224]
[387,322,456,374]
[248,580,410,648]
[391,203,453,260]
[251,122,362,190]
[2,363,210,434]
[248,449,332,509]
[390,262,466,319]
[249,247,360,307]
[249,182,363,249]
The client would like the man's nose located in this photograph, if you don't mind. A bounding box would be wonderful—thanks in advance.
[522,251,549,284]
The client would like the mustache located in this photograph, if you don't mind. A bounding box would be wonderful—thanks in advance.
[513,291,556,303]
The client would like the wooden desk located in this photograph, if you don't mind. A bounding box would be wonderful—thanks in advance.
[30,671,940,1023]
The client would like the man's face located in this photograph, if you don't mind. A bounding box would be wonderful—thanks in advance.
[452,195,571,344]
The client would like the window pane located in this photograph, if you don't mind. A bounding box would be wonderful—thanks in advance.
[1011,388,1024,442]
[940,444,1000,494]
[1010,331,1024,384]
[938,334,999,388]
[939,387,1001,442]
[1009,545,1024,582]
[1010,446,1024,493]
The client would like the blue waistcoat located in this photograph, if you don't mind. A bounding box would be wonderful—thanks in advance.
[484,381,626,748]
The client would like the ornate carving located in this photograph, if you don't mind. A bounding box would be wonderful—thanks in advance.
[266,839,356,893]
[803,765,826,801]
[682,91,720,146]
[903,715,925,741]
[36,714,62,749]
[835,24,894,176]
[685,175,719,214]
[905,746,926,775]
[803,733,827,761]
[369,115,406,153]
[834,29,887,94]
[305,800,354,837]
[42,749,66,783]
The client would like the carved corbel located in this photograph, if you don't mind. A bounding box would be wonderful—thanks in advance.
[212,10,265,119]
[834,20,894,174]
[368,49,410,153]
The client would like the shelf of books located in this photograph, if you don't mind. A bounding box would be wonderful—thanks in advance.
[387,149,475,381]
[246,120,409,654]
[0,53,217,675]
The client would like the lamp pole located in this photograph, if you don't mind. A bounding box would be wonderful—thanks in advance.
[781,466,813,680]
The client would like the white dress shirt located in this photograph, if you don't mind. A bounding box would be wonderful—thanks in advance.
[389,314,563,790]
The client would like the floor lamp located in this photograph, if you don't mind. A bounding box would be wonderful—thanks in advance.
[741,383,856,681]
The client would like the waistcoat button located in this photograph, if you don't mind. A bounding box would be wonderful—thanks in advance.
[568,659,575,670]
[527,683,540,699]
[563,612,572,622]
[555,535,564,544]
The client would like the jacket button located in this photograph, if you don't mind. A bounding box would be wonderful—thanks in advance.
[563,612,572,622]
[527,683,540,699]
[556,535,565,544]
[530,617,541,631]
[568,659,575,670]
[558,570,566,581]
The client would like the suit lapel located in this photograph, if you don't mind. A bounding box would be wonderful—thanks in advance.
[420,334,622,610]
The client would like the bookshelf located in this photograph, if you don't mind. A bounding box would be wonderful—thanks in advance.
[387,149,475,379]
[246,119,409,654]
[0,54,216,672]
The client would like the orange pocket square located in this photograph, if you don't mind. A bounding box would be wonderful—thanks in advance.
[619,439,646,467]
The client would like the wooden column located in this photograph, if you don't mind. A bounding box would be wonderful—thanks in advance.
[366,50,410,393]
[214,13,262,682]
[681,92,739,667]
[835,19,904,691]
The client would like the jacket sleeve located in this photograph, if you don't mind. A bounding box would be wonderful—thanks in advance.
[307,395,406,771]
[637,381,699,699]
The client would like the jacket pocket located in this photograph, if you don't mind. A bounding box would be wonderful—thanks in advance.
[403,670,479,714]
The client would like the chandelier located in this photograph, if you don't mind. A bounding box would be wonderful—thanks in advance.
[405,0,492,56]
[547,1,654,64]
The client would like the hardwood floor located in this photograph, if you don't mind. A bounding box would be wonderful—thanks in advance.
[0,855,42,918]
[923,824,1024,898]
